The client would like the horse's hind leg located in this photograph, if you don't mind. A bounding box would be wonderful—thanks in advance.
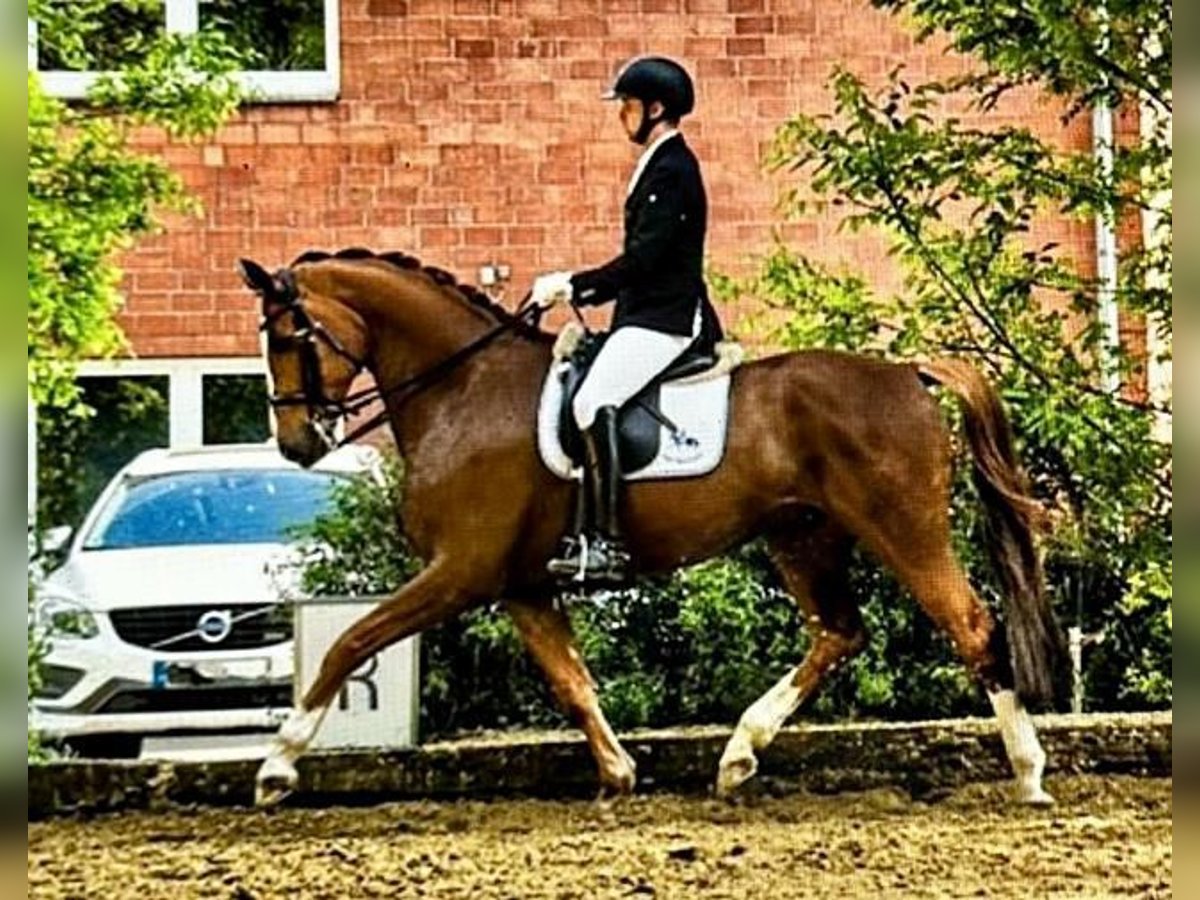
[256,560,482,806]
[717,527,866,796]
[885,544,1053,805]
[505,598,636,796]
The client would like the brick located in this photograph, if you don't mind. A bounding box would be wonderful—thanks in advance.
[726,37,764,56]
[569,60,610,80]
[515,38,557,58]
[420,60,468,80]
[170,293,216,313]
[464,226,505,244]
[735,15,774,34]
[411,207,449,225]
[696,58,735,78]
[531,17,608,38]
[537,159,584,184]
[259,124,302,144]
[439,144,500,166]
[420,227,463,248]
[777,12,816,34]
[747,78,787,98]
[125,293,172,313]
[454,38,496,57]
[216,124,255,145]
[738,58,781,77]
[352,145,397,165]
[684,36,725,56]
[367,0,408,14]
[371,207,411,227]
[505,226,547,245]
[134,271,180,292]
[301,124,340,144]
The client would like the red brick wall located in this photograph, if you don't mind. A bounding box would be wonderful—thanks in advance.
[120,0,1099,358]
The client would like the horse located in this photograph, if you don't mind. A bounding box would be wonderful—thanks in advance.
[238,248,1066,807]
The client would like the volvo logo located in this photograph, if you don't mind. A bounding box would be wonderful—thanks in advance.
[196,609,233,644]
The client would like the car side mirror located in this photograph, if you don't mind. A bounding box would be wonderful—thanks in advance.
[39,525,74,556]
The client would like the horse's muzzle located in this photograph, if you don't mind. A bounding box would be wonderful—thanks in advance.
[279,420,335,468]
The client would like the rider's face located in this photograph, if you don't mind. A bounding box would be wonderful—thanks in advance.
[618,97,643,139]
[618,97,666,143]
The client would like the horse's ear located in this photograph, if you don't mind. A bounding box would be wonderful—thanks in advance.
[237,258,275,296]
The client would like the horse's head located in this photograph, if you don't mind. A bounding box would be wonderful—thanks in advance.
[239,258,370,468]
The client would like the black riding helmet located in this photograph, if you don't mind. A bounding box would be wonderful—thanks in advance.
[603,56,695,144]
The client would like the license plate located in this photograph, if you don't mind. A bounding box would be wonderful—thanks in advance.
[152,657,272,687]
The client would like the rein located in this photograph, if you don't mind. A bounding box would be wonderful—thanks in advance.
[337,297,542,446]
[261,283,542,448]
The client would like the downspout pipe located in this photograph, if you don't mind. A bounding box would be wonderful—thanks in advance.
[1093,3,1121,394]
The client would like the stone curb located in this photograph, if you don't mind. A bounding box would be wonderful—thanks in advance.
[28,711,1170,820]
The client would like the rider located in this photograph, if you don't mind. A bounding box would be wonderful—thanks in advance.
[532,56,724,584]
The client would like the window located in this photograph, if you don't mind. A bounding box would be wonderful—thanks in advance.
[37,375,170,530]
[33,357,267,530]
[203,374,271,444]
[29,0,340,103]
[83,469,342,549]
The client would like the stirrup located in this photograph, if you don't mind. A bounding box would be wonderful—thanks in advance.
[581,535,630,585]
[593,538,630,584]
[546,534,587,580]
[547,534,630,585]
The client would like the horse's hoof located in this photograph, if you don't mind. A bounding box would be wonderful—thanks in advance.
[255,778,294,808]
[598,756,637,798]
[255,757,298,807]
[715,751,758,798]
[1016,783,1055,806]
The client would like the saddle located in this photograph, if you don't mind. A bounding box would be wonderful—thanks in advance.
[556,330,719,474]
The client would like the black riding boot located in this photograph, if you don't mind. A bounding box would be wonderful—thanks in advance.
[546,406,630,584]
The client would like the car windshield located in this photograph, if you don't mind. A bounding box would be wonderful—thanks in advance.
[82,469,343,550]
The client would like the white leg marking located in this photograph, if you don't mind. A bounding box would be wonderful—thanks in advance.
[989,689,1053,805]
[255,705,329,806]
[594,711,637,794]
[717,667,803,796]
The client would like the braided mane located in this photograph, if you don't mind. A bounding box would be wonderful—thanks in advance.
[291,247,544,337]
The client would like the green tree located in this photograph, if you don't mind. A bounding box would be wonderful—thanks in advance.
[718,0,1171,708]
[28,1,247,758]
[27,0,244,410]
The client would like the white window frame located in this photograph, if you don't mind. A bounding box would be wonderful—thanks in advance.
[28,0,340,103]
[30,357,269,527]
[76,357,266,447]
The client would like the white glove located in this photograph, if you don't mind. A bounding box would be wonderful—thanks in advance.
[531,271,574,308]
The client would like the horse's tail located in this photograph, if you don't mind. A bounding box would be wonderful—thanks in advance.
[917,357,1066,706]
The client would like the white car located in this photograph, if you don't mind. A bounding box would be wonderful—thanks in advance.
[31,441,382,758]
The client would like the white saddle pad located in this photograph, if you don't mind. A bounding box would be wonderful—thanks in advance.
[537,362,734,482]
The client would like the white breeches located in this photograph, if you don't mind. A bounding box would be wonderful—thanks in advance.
[573,326,695,429]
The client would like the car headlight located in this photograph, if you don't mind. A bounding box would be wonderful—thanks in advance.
[35,595,99,641]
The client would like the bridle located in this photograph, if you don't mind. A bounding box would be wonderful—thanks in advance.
[258,269,543,448]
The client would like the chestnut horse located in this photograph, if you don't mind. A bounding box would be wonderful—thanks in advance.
[240,249,1065,806]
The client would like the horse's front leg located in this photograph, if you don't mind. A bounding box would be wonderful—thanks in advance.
[504,598,636,796]
[256,560,482,806]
